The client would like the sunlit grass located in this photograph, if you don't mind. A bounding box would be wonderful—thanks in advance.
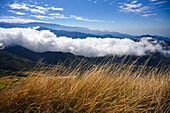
[0,59,169,112]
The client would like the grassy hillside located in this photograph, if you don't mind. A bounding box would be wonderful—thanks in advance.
[0,61,169,112]
[0,50,36,77]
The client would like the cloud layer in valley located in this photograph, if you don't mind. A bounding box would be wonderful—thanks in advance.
[0,27,169,57]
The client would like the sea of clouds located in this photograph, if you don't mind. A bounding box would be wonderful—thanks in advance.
[0,27,169,57]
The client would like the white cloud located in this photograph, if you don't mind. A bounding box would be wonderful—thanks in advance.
[70,15,104,22]
[29,8,46,14]
[14,12,26,15]
[0,27,169,57]
[9,3,64,14]
[9,3,29,10]
[154,1,167,5]
[28,5,36,7]
[150,0,158,2]
[49,13,68,19]
[49,13,61,16]
[31,15,55,19]
[32,14,68,20]
[142,13,157,17]
[35,6,47,10]
[124,3,142,8]
[0,16,16,19]
[88,0,98,4]
[55,14,68,19]
[8,10,26,15]
[34,6,64,11]
[119,1,150,14]
[132,1,138,4]
[49,7,64,11]
[0,17,46,23]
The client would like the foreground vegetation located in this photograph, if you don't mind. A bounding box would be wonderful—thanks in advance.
[0,59,169,112]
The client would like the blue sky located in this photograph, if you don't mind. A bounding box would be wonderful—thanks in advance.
[0,0,170,37]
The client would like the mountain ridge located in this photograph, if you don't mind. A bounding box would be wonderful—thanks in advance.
[0,22,170,41]
[3,45,170,67]
[0,22,134,38]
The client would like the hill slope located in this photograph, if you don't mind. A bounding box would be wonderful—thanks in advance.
[3,45,84,64]
[0,50,35,77]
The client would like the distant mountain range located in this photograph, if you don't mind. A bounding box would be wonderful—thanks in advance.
[0,22,170,41]
[0,22,134,38]
[135,35,170,42]
[37,27,113,39]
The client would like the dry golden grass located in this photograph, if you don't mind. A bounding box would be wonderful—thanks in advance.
[0,59,169,113]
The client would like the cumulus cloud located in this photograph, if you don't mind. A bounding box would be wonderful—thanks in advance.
[0,27,169,57]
